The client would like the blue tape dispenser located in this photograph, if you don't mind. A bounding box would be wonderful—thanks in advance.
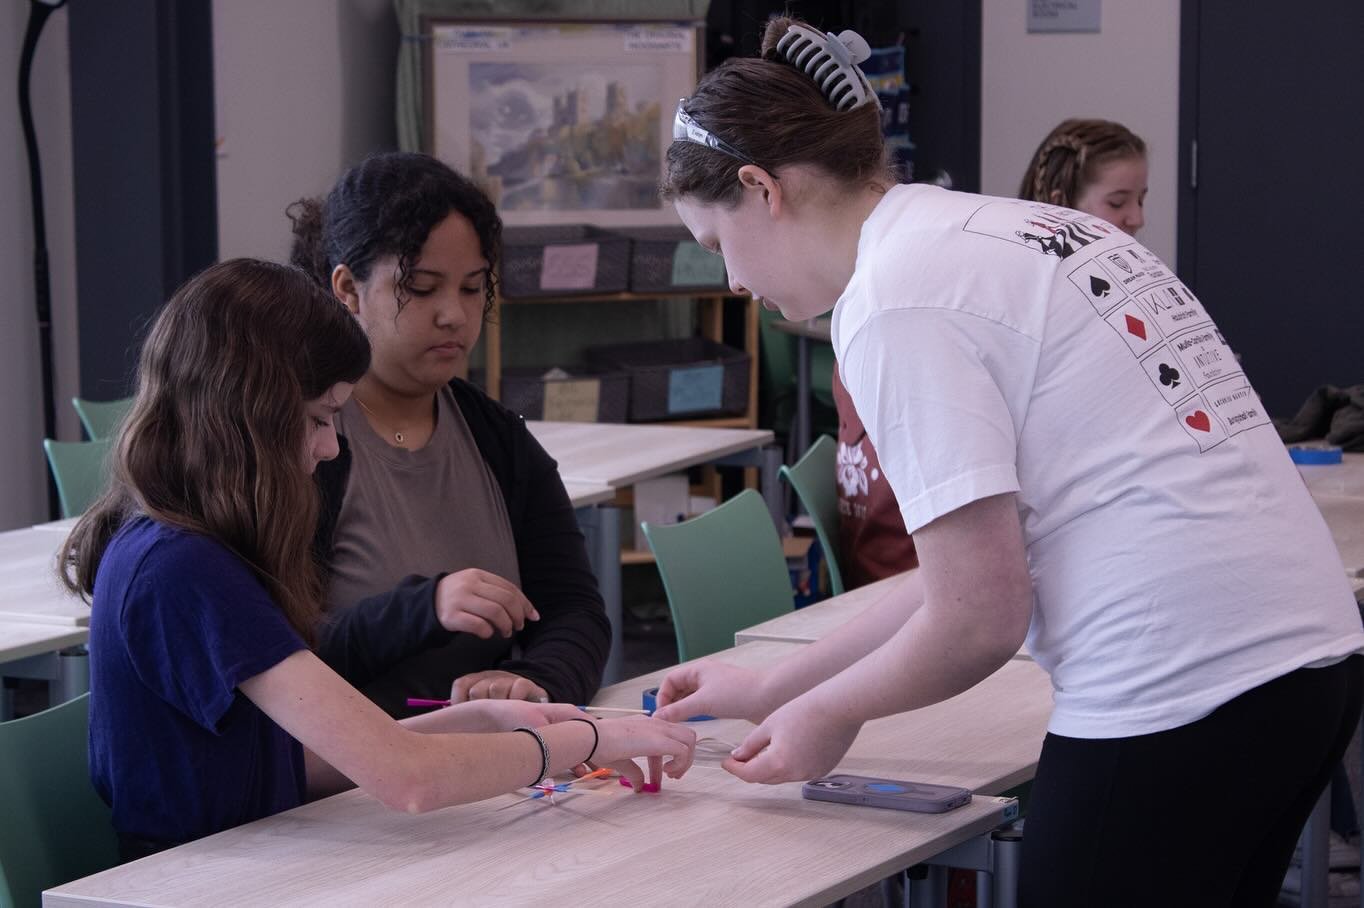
[643,687,714,721]
[1289,443,1343,465]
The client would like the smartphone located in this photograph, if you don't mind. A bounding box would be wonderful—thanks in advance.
[802,774,972,813]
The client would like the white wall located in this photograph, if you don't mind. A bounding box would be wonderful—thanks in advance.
[213,0,399,262]
[980,0,1181,266]
[0,5,80,530]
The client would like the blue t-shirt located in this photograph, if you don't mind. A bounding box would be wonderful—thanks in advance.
[89,516,308,845]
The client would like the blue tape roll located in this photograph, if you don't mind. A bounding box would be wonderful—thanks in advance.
[643,687,714,721]
[1289,444,1343,465]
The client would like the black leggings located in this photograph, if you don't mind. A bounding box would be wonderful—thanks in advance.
[1019,655,1362,908]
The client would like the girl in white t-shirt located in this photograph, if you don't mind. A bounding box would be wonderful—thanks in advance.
[653,16,1364,906]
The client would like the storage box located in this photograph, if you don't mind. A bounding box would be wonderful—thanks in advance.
[620,227,729,293]
[500,225,630,299]
[586,337,750,421]
[496,366,630,423]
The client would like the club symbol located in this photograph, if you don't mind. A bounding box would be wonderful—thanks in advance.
[1089,275,1111,297]
[1107,253,1133,275]
[1158,363,1181,388]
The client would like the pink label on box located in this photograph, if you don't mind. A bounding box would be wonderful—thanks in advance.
[540,243,599,291]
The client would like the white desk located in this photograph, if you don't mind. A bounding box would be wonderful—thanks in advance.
[560,480,616,509]
[46,641,1048,908]
[0,526,88,627]
[530,421,779,684]
[529,420,775,488]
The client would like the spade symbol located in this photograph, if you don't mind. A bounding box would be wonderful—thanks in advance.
[1158,363,1181,388]
[1089,275,1111,298]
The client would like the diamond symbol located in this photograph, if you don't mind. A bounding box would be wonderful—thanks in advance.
[1125,314,1147,341]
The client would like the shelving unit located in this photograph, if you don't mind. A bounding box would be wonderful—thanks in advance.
[481,288,763,568]
[482,288,759,430]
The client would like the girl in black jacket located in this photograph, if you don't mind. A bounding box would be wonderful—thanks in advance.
[290,152,610,717]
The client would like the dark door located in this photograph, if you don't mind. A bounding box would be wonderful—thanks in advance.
[1178,0,1364,417]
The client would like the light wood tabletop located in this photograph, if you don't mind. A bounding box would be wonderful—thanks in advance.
[0,621,88,665]
[591,639,1051,796]
[560,480,617,509]
[46,638,1045,908]
[528,420,773,488]
[734,573,910,646]
[1297,453,1364,500]
[0,527,88,627]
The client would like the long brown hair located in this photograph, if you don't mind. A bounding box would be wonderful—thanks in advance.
[60,259,370,643]
[1018,118,1146,207]
[660,16,891,206]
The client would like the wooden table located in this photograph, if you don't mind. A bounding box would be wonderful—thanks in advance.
[45,641,1048,908]
[530,421,779,684]
[734,573,908,646]
[592,639,1052,797]
[768,317,832,458]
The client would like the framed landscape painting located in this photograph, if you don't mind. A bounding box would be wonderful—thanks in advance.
[426,21,701,227]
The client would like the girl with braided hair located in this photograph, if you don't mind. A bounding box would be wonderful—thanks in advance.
[1019,118,1148,236]
[652,15,1363,905]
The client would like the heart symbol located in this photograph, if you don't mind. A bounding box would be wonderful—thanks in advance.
[1185,410,1211,432]
[1125,314,1147,341]
[1089,275,1111,297]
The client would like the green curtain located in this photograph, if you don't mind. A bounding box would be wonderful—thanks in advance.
[393,0,710,152]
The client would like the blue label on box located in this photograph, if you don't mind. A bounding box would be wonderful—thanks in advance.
[668,365,724,414]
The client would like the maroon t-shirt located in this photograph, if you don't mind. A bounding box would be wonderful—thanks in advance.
[832,368,918,587]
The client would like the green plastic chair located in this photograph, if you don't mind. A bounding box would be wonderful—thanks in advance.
[71,397,131,441]
[642,489,795,661]
[780,434,846,596]
[757,308,838,437]
[41,438,112,519]
[0,694,120,908]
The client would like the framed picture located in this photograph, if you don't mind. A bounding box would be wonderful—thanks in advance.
[424,20,702,227]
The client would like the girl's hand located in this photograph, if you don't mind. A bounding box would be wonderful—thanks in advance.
[434,569,538,639]
[451,670,548,704]
[652,660,774,724]
[721,695,862,785]
[575,716,698,792]
[455,699,583,732]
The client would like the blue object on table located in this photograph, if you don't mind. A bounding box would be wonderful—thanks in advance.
[643,687,714,721]
[1289,444,1344,465]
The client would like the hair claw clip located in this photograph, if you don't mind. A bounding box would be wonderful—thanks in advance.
[775,25,880,112]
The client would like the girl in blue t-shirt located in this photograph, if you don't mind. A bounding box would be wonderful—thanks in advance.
[60,259,695,858]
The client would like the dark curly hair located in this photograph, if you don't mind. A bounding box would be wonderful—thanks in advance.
[288,152,502,317]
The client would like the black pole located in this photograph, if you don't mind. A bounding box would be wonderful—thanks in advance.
[18,0,68,520]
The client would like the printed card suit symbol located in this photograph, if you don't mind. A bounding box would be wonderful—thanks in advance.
[1158,363,1181,388]
[1125,313,1147,341]
[1185,410,1211,433]
[1089,275,1111,297]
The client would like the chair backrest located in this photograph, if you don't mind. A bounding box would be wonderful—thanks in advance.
[70,397,131,442]
[42,438,112,519]
[642,489,795,661]
[780,434,845,595]
[0,694,119,908]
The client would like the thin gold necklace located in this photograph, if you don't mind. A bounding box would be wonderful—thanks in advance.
[353,395,412,446]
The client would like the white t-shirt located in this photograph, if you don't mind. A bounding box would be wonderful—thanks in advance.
[833,183,1364,739]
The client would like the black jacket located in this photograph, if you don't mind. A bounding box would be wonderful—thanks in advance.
[312,379,610,706]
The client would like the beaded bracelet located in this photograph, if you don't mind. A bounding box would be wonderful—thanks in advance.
[513,726,549,786]
[565,717,599,765]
